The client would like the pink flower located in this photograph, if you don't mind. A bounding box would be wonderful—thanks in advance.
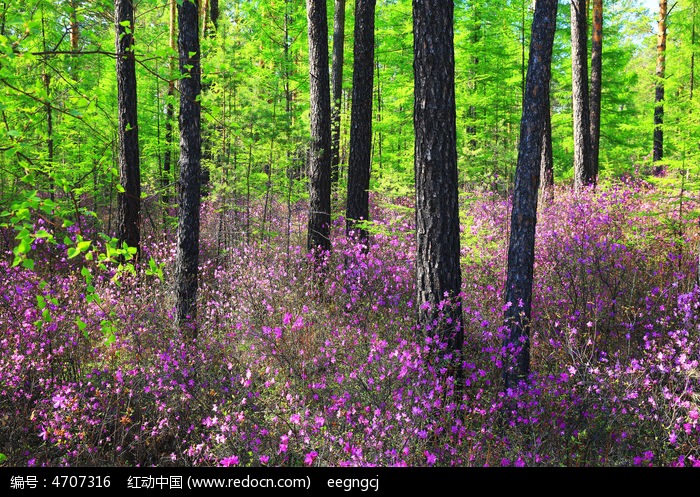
[220,455,239,467]
[304,451,318,466]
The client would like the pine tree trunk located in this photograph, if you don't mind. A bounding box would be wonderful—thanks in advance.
[413,0,463,355]
[162,0,176,223]
[70,0,79,51]
[571,0,592,190]
[306,0,332,255]
[175,0,202,338]
[210,0,219,30]
[589,0,602,183]
[653,0,667,170]
[331,0,346,188]
[115,0,141,256]
[539,103,554,207]
[346,0,375,241]
[503,0,558,391]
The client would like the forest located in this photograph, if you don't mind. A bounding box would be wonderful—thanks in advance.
[0,0,699,469]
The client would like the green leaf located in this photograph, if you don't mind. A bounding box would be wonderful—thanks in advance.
[14,238,31,255]
[76,318,87,338]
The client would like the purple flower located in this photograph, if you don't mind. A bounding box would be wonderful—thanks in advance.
[304,451,318,466]
[220,455,239,467]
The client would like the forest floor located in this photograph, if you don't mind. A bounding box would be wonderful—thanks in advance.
[1,177,699,467]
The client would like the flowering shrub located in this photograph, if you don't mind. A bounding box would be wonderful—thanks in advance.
[0,180,699,466]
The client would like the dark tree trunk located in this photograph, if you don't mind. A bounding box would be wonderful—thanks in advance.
[653,0,667,170]
[503,0,558,391]
[539,103,554,207]
[346,0,376,241]
[115,0,141,255]
[306,0,332,255]
[413,0,463,355]
[571,0,592,190]
[162,0,176,221]
[589,0,602,182]
[175,0,202,338]
[331,0,346,188]
[210,0,219,30]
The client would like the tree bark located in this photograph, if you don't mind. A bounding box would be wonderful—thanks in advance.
[306,0,332,255]
[331,0,346,188]
[589,0,602,182]
[70,0,80,51]
[346,0,376,241]
[571,0,593,190]
[162,0,176,221]
[413,0,463,355]
[539,103,554,207]
[115,0,141,255]
[175,0,202,338]
[653,0,667,170]
[210,0,219,31]
[503,0,558,391]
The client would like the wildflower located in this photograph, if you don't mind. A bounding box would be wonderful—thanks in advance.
[304,451,318,466]
[220,455,239,467]
[52,393,68,409]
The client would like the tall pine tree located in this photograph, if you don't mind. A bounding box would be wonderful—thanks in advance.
[413,0,464,359]
[503,0,558,390]
[175,0,202,338]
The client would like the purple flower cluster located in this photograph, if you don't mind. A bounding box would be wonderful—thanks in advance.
[1,180,699,466]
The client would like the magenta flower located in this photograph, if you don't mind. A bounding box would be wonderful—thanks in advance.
[304,451,318,466]
[220,455,239,467]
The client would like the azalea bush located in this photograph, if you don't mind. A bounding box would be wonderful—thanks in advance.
[1,179,699,467]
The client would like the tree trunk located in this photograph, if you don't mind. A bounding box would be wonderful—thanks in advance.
[210,0,219,30]
[413,0,464,356]
[115,0,141,256]
[200,0,209,37]
[691,2,696,101]
[70,0,79,51]
[653,0,667,170]
[175,0,202,338]
[589,0,602,183]
[503,0,558,391]
[162,0,176,223]
[330,0,346,188]
[539,103,554,207]
[571,0,592,190]
[306,0,332,255]
[346,0,376,241]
